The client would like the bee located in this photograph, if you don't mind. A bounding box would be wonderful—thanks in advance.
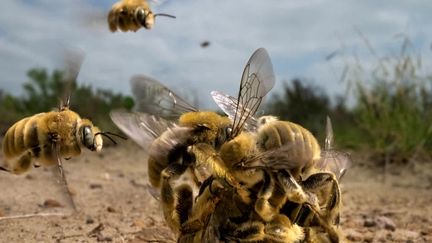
[110,48,276,237]
[110,75,232,234]
[237,116,349,243]
[208,79,349,241]
[108,0,176,32]
[0,53,125,212]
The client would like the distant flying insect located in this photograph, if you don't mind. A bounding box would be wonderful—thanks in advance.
[0,52,125,211]
[108,0,176,32]
[200,41,210,48]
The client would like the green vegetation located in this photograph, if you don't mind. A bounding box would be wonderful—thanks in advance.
[344,37,432,164]
[0,68,134,134]
[266,38,432,165]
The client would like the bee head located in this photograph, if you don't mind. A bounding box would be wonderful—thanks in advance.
[179,111,231,145]
[79,119,103,152]
[220,132,256,169]
[79,119,127,152]
[135,7,154,29]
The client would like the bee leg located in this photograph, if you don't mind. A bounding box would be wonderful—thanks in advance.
[223,220,265,242]
[277,170,320,211]
[281,201,304,225]
[302,172,341,224]
[264,214,305,243]
[53,143,77,212]
[255,171,278,222]
[181,179,225,235]
[160,163,190,233]
[0,166,10,172]
[188,143,238,188]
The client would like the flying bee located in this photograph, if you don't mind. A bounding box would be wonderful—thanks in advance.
[108,0,176,32]
[0,52,125,212]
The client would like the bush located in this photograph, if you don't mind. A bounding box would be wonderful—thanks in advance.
[343,37,432,164]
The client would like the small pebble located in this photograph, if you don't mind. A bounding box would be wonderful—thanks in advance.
[42,199,63,208]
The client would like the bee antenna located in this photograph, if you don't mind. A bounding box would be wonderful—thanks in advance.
[95,132,128,145]
[154,13,176,19]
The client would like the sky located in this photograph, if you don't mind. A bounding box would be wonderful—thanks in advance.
[0,0,431,109]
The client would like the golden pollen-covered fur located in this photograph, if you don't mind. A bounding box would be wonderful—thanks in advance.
[108,0,151,32]
[257,118,321,178]
[179,111,231,144]
[1,109,102,174]
[220,132,255,167]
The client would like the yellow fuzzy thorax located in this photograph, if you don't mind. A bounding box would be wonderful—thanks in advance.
[44,109,80,144]
[220,132,256,168]
[179,111,231,143]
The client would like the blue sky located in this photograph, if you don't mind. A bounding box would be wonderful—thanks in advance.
[0,0,431,108]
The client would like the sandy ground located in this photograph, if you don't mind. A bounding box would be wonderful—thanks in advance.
[0,141,431,243]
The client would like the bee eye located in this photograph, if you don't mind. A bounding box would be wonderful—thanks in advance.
[135,8,146,24]
[81,126,94,149]
[226,127,232,135]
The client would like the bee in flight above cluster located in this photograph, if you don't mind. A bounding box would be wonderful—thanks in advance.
[108,0,176,32]
[0,52,126,212]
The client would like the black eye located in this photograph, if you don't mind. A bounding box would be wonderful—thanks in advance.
[81,126,94,149]
[135,8,146,25]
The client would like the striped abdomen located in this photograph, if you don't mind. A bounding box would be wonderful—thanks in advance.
[256,120,321,178]
[2,111,81,174]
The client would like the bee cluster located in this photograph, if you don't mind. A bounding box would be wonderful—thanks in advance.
[111,48,350,242]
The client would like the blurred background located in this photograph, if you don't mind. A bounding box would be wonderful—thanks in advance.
[1,0,432,167]
[1,1,432,242]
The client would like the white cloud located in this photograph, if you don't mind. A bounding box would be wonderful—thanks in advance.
[0,0,431,109]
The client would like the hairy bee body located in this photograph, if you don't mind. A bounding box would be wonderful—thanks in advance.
[147,111,232,188]
[108,0,175,32]
[257,117,321,179]
[2,109,103,174]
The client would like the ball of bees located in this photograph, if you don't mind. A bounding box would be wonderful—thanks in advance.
[111,48,275,235]
[111,47,350,242]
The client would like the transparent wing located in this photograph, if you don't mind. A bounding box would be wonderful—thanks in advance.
[316,116,350,180]
[211,91,258,132]
[317,150,350,181]
[110,109,176,152]
[236,142,305,171]
[131,75,198,120]
[60,49,85,110]
[213,48,275,137]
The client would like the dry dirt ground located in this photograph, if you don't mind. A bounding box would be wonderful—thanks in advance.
[0,141,431,243]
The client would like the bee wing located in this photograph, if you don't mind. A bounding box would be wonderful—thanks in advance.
[110,109,176,152]
[131,75,198,120]
[211,91,258,132]
[317,150,351,181]
[60,49,85,110]
[318,115,350,180]
[325,116,334,150]
[238,142,305,171]
[212,48,275,137]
